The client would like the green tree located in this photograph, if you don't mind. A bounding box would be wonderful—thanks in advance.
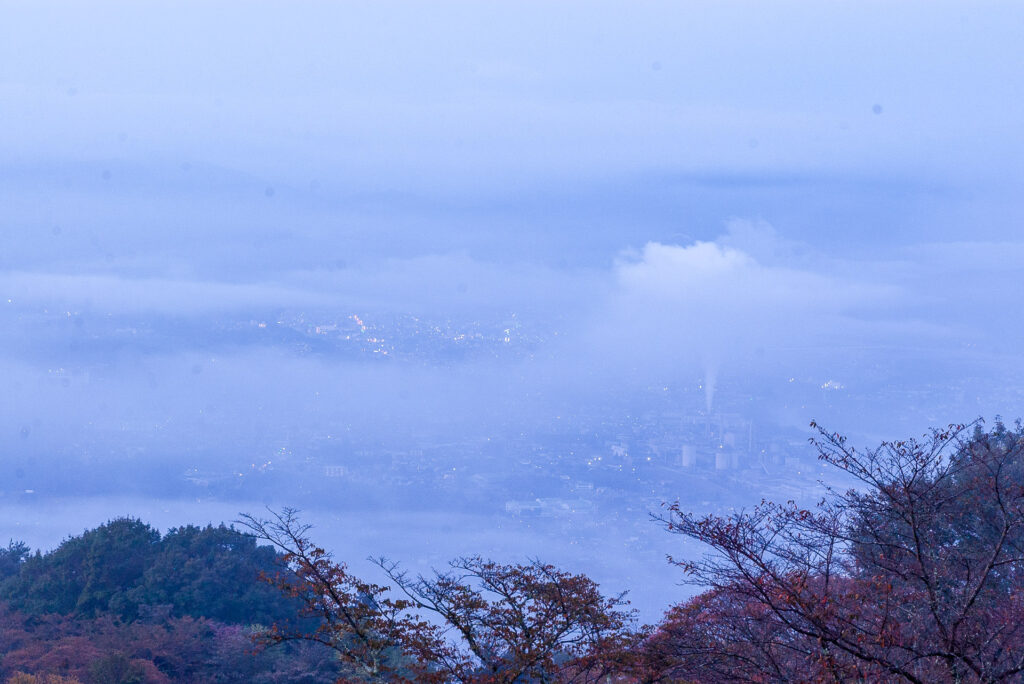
[125,523,298,625]
[1,518,159,617]
[0,540,29,581]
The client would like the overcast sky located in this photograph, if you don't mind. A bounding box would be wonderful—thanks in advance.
[2,2,1024,603]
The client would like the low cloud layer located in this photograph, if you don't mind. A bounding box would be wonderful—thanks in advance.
[4,219,1020,457]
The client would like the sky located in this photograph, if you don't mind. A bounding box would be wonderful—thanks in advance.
[2,0,1024,617]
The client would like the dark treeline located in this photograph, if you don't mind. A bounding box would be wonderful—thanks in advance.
[0,523,340,683]
[3,419,1024,683]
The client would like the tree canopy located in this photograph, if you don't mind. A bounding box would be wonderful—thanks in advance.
[239,508,637,683]
[647,419,1024,683]
[6,418,1024,683]
[0,519,297,626]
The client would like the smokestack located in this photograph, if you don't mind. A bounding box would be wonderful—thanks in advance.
[704,363,717,414]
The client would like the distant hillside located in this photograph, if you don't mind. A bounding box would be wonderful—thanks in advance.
[0,519,339,683]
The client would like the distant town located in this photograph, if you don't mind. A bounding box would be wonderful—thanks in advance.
[8,304,1021,569]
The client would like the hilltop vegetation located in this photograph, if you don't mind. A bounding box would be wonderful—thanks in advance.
[1,520,296,624]
[0,522,338,683]
[3,419,1024,683]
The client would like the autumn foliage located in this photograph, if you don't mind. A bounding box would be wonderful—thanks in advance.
[5,419,1024,683]
[0,523,339,683]
[646,419,1024,683]
[239,509,637,683]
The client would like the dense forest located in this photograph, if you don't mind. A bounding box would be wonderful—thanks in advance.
[3,419,1024,683]
[0,522,339,683]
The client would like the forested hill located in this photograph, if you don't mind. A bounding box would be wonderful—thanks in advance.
[0,520,341,683]
[5,421,1024,683]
